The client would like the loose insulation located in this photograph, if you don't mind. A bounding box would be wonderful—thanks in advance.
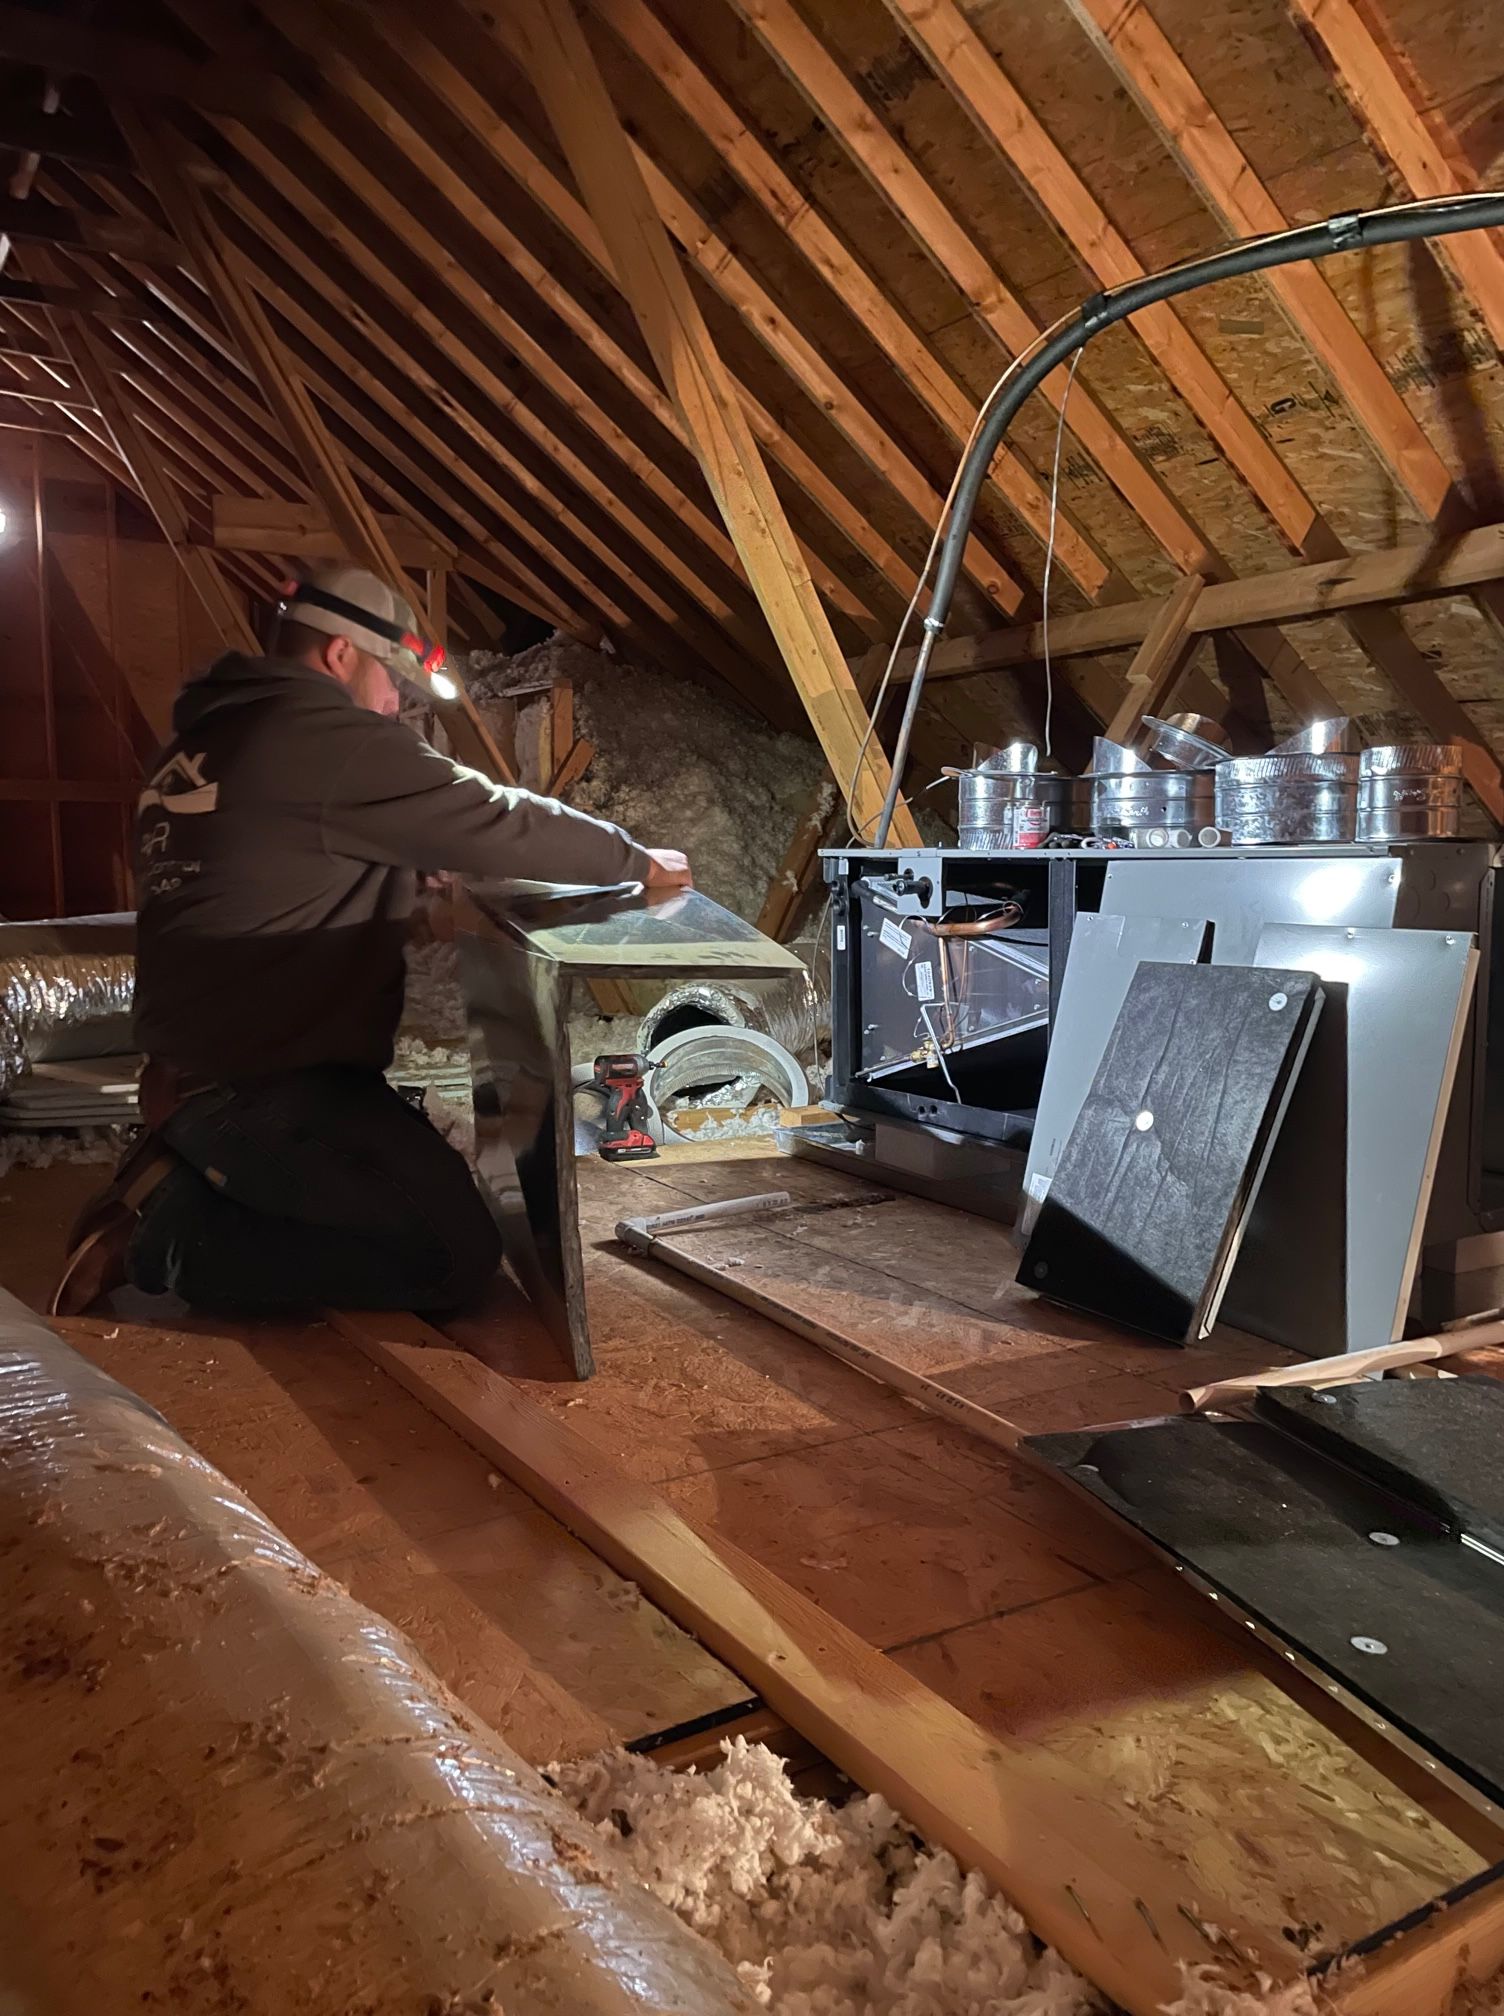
[466,637,827,924]
[0,1290,759,2016]
[556,1743,1335,2016]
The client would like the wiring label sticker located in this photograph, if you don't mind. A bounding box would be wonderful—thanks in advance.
[879,917,912,958]
[914,960,935,1002]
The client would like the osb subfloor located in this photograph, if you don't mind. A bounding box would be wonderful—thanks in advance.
[5,1147,1501,1969]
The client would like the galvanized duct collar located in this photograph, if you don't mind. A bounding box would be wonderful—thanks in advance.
[0,955,136,1096]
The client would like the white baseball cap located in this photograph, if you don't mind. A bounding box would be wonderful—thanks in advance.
[278,564,446,681]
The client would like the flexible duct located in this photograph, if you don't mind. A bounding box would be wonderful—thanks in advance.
[0,1290,757,2016]
[0,953,136,1094]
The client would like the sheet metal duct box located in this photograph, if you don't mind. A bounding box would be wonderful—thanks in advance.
[823,841,1504,1346]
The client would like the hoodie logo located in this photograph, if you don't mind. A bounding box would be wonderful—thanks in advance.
[138,750,219,816]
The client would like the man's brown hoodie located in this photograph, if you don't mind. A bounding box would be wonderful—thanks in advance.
[133,652,653,1081]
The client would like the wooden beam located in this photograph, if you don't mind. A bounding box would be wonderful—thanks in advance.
[209,493,451,568]
[238,0,900,639]
[1102,573,1207,744]
[114,107,515,786]
[0,276,146,315]
[0,338,72,369]
[871,0,1364,722]
[465,0,1032,616]
[589,0,1115,601]
[357,6,904,628]
[907,521,1504,675]
[0,3,276,118]
[724,0,1219,581]
[1288,0,1504,350]
[0,110,130,174]
[505,0,920,847]
[159,9,815,688]
[0,196,180,267]
[327,1308,1274,2016]
[51,190,601,645]
[27,251,258,684]
[1061,0,1460,526]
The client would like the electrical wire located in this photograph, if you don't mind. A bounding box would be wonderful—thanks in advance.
[839,316,1080,844]
[1039,345,1084,763]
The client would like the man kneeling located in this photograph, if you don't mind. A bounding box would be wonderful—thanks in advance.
[54,567,687,1319]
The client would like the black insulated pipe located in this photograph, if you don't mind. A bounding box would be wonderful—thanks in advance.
[873,192,1504,849]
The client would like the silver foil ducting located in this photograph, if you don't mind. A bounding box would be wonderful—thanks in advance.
[1215,752,1359,845]
[1358,743,1464,841]
[0,1288,758,2016]
[0,954,135,1095]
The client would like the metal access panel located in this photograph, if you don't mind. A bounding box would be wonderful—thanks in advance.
[1222,924,1478,1354]
[1019,911,1208,1239]
[1029,1380,1504,1827]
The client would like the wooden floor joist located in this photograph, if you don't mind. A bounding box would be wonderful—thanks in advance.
[325,1307,1267,2016]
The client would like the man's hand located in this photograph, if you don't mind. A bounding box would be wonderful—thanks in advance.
[642,848,693,890]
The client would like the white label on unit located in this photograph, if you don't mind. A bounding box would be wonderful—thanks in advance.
[914,960,935,1002]
[835,924,847,952]
[879,917,912,958]
[837,857,849,878]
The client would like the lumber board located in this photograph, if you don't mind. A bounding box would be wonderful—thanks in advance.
[1102,570,1206,744]
[900,520,1504,680]
[506,0,921,849]
[324,1306,1273,2012]
[1288,0,1504,351]
[55,1308,749,1760]
[209,492,451,567]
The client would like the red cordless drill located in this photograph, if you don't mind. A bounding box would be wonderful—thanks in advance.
[592,1053,658,1161]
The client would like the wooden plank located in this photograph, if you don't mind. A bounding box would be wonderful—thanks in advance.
[724,0,1219,580]
[1289,0,1504,350]
[325,1306,1278,2014]
[1061,0,1458,526]
[548,737,596,797]
[30,253,259,685]
[587,0,1116,599]
[1103,572,1206,744]
[903,519,1504,676]
[0,196,180,268]
[210,492,451,567]
[508,0,920,849]
[0,4,283,118]
[298,0,931,631]
[116,106,516,787]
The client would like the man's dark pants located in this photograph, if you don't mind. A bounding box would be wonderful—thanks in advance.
[127,1065,502,1315]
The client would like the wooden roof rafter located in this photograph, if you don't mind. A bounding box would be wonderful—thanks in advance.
[71,130,761,687]
[334,0,925,626]
[166,0,820,667]
[247,0,989,634]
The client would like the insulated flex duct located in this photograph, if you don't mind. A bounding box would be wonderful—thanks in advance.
[0,954,135,1094]
[0,1290,757,2016]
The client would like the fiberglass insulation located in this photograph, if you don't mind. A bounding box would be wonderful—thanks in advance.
[554,1739,1336,2016]
[466,637,827,924]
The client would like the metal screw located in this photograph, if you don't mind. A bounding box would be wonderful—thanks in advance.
[1350,1636,1388,1656]
[1033,1261,1049,1280]
[1134,1109,1154,1132]
[1369,1531,1400,1547]
[1268,991,1287,1011]
[1315,1392,1338,1405]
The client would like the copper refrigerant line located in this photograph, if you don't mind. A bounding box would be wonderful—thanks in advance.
[872,191,1504,849]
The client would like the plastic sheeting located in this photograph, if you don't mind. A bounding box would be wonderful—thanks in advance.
[0,953,135,1094]
[0,1289,757,2016]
